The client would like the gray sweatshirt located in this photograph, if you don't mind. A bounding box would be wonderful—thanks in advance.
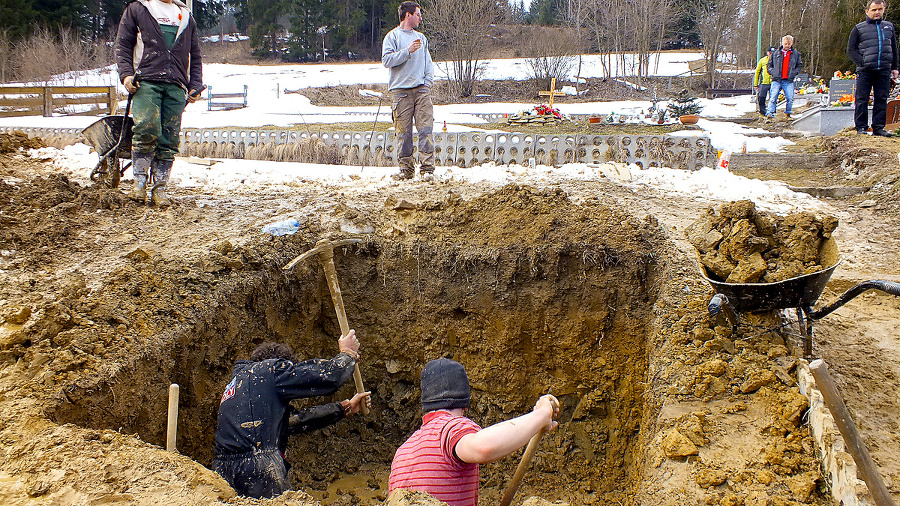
[382,27,434,90]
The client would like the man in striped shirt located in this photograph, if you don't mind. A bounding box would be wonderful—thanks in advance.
[388,358,559,506]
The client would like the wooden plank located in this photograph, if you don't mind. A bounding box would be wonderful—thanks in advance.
[50,96,110,106]
[67,106,108,116]
[0,86,46,94]
[0,85,112,94]
[0,109,42,118]
[0,97,45,107]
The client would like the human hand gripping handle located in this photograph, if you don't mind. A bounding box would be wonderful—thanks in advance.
[338,330,369,415]
[341,391,372,416]
[499,394,560,506]
[123,74,140,94]
[338,329,360,359]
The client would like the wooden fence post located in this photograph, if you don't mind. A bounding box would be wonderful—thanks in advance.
[108,86,118,115]
[43,87,52,117]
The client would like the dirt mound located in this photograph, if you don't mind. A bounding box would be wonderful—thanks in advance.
[0,171,135,267]
[0,131,46,153]
[818,135,900,215]
[686,200,838,283]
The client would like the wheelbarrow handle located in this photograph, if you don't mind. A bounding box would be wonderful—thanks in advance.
[811,280,900,320]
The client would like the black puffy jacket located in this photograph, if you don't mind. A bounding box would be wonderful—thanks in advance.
[767,47,803,82]
[848,17,899,72]
[115,0,203,94]
[213,353,356,456]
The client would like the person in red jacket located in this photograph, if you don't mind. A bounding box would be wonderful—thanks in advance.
[115,0,204,207]
[389,358,559,506]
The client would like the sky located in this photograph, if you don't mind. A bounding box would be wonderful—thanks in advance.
[2,52,829,225]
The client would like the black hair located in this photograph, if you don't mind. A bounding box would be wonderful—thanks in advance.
[398,1,420,22]
[250,342,296,362]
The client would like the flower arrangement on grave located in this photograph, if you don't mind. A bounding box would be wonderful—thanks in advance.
[666,89,703,118]
[830,94,854,107]
[507,103,565,125]
[797,77,828,95]
[533,103,562,118]
[834,70,857,80]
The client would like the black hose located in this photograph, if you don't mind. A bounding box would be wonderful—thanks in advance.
[811,280,900,320]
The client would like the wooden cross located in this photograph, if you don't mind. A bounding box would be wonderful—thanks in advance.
[538,77,563,108]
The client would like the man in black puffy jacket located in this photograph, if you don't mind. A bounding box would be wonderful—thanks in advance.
[212,330,371,498]
[848,0,899,136]
[115,0,204,206]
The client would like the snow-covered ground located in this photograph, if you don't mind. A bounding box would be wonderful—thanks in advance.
[1,54,787,153]
[8,53,825,220]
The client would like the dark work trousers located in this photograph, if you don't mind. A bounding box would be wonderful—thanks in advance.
[757,84,770,115]
[854,69,892,131]
[131,80,187,161]
[212,449,289,499]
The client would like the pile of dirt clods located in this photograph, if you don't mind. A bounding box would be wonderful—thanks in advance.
[686,200,839,283]
[0,131,45,153]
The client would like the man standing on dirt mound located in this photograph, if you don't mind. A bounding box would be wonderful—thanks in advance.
[382,1,436,181]
[389,358,559,506]
[115,0,204,207]
[847,0,899,136]
[212,330,372,499]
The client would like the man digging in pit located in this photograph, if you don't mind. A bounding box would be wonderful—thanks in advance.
[382,1,436,181]
[212,330,371,499]
[389,358,560,506]
[115,0,204,207]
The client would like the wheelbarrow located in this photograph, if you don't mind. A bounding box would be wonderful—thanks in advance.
[83,87,136,189]
[700,238,900,357]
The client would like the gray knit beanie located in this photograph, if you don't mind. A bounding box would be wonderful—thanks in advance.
[421,358,471,412]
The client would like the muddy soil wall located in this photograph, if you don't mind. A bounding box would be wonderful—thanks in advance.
[47,187,665,502]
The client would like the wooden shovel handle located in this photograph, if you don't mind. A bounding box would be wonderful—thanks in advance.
[499,397,559,506]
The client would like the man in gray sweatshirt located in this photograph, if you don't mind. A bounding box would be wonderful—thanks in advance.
[382,1,435,180]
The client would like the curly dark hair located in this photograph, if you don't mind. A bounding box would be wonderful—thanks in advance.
[250,342,296,362]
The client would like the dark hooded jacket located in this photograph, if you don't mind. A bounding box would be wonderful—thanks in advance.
[115,0,203,94]
[848,17,899,72]
[767,46,803,82]
[213,353,356,456]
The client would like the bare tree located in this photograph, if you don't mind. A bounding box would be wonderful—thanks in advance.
[0,30,11,83]
[524,28,581,88]
[423,0,501,98]
[688,0,742,88]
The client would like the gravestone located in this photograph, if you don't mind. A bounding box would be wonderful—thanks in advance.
[794,73,810,88]
[829,78,856,104]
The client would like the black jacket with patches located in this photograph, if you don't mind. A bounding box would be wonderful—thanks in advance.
[848,17,899,72]
[115,0,203,94]
[213,353,356,456]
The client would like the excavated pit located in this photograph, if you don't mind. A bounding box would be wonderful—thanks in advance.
[46,186,666,503]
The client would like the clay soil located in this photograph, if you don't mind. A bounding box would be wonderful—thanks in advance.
[1,129,899,506]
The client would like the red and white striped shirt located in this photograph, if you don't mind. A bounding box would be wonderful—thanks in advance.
[389,411,482,506]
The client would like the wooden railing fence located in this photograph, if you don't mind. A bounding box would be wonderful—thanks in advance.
[0,86,118,118]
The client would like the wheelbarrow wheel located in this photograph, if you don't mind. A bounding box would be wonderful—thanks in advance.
[96,157,121,189]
